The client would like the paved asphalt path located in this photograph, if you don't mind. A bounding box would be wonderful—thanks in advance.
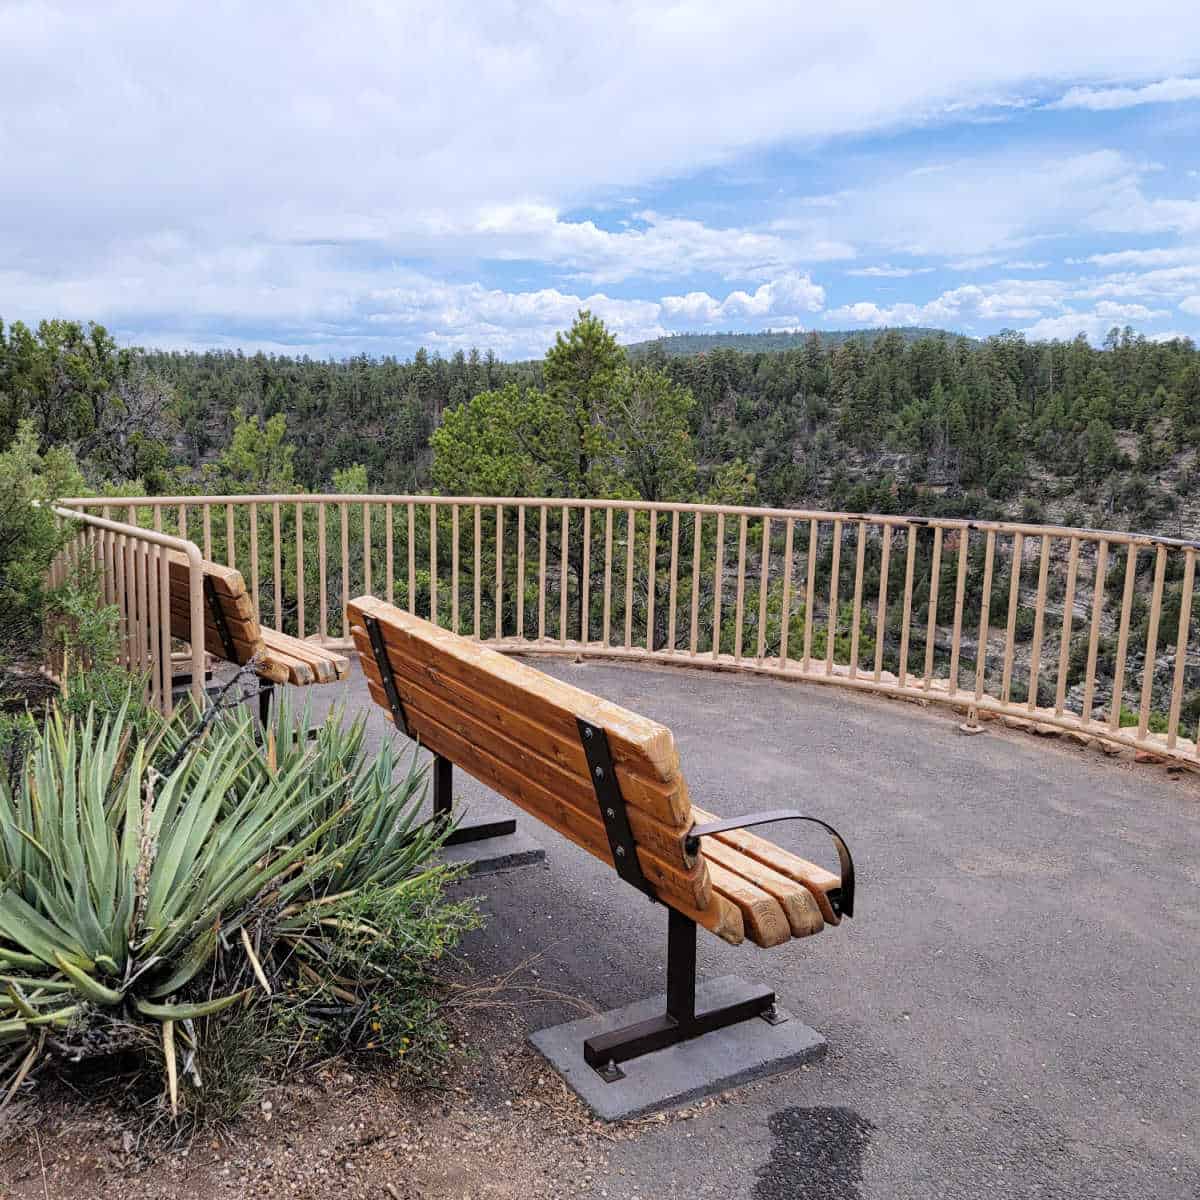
[302,654,1198,1200]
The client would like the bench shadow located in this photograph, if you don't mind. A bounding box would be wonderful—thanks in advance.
[753,1106,874,1200]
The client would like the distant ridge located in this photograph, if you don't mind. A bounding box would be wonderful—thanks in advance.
[624,327,972,357]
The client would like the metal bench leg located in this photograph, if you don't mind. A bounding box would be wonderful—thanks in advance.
[582,907,780,1082]
[434,755,517,846]
[258,681,274,729]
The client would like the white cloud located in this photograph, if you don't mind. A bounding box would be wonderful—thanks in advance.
[660,273,824,324]
[1181,297,1200,316]
[1050,76,1200,111]
[845,264,935,277]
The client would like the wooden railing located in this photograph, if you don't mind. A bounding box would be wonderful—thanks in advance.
[47,506,207,713]
[58,494,1200,767]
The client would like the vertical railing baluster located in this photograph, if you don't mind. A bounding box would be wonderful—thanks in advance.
[295,501,304,638]
[516,505,526,640]
[779,517,796,669]
[1138,544,1168,738]
[386,501,395,607]
[733,514,747,662]
[848,521,865,678]
[341,502,350,638]
[178,503,187,541]
[496,503,505,640]
[646,509,658,653]
[923,526,943,689]
[1109,543,1138,731]
[225,503,235,568]
[1026,535,1051,711]
[318,503,328,640]
[429,503,438,626]
[667,510,680,654]
[711,512,725,660]
[364,502,372,599]
[897,525,916,687]
[148,542,161,710]
[202,504,212,560]
[603,508,614,647]
[950,532,969,700]
[827,518,843,675]
[407,502,416,616]
[560,505,569,647]
[537,505,546,641]
[802,518,819,672]
[756,517,770,664]
[1167,547,1195,749]
[970,530,992,703]
[1082,540,1108,724]
[622,509,634,650]
[1055,537,1081,716]
[873,525,892,681]
[158,542,172,717]
[690,512,702,656]
[474,504,483,639]
[1001,532,1024,703]
[249,502,260,620]
[452,505,461,635]
[272,502,282,627]
[581,507,592,645]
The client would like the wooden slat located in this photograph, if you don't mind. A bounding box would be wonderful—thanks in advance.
[873,524,891,681]
[1001,531,1024,703]
[756,517,770,664]
[689,511,702,656]
[517,505,526,639]
[341,502,351,637]
[581,506,591,644]
[1026,534,1050,711]
[711,512,725,659]
[560,505,569,646]
[1055,537,1080,715]
[803,518,818,670]
[1082,540,1109,723]
[1109,543,1138,730]
[733,513,747,662]
[973,530,994,701]
[1167,548,1195,749]
[948,527,969,696]
[348,596,685,793]
[429,504,437,626]
[646,509,657,653]
[827,518,842,674]
[603,507,614,646]
[691,806,843,926]
[668,509,679,653]
[1138,543,1167,737]
[452,505,461,635]
[703,860,791,948]
[496,504,505,640]
[923,525,942,689]
[779,517,796,668]
[624,509,635,650]
[700,838,823,937]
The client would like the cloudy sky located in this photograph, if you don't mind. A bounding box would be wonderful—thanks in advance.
[3,1,1200,358]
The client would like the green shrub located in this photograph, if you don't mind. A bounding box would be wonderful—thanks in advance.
[0,694,475,1117]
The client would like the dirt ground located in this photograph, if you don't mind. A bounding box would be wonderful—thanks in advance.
[0,997,724,1200]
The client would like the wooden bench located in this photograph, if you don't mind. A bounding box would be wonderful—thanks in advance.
[348,594,854,1078]
[168,553,349,720]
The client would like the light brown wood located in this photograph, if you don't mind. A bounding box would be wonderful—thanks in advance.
[1055,537,1080,715]
[272,502,282,627]
[923,525,942,689]
[827,518,842,674]
[386,501,395,607]
[873,524,891,681]
[516,505,526,640]
[1001,531,1024,703]
[295,502,305,639]
[538,505,547,641]
[625,509,635,650]
[646,509,658,653]
[712,512,725,660]
[733,514,747,661]
[973,530,994,701]
[341,502,351,637]
[349,595,684,790]
[475,504,483,639]
[1138,543,1167,737]
[897,525,916,686]
[700,837,823,938]
[560,505,569,645]
[604,507,614,646]
[1026,534,1050,711]
[949,528,969,696]
[756,517,770,663]
[779,517,796,668]
[225,504,236,569]
[364,502,373,599]
[1109,543,1138,730]
[1082,540,1108,723]
[1167,548,1195,748]
[452,505,461,634]
[691,806,843,925]
[690,511,702,656]
[407,502,416,616]
[318,503,328,639]
[803,518,818,671]
[668,509,680,653]
[704,860,791,947]
[497,504,505,640]
[428,504,437,626]
[581,506,592,644]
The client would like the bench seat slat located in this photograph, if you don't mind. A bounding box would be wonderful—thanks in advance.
[691,806,843,926]
[260,629,348,684]
[701,839,823,938]
[704,860,792,948]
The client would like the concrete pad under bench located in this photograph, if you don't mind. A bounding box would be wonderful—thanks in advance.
[529,975,826,1121]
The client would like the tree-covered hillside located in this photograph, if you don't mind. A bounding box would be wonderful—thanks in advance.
[626,326,966,358]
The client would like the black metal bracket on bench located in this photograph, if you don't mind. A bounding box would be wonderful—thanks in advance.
[364,613,516,847]
[577,718,855,1081]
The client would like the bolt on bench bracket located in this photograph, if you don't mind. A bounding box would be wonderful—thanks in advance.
[686,811,856,919]
[577,718,656,901]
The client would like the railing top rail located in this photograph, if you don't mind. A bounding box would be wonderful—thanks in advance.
[52,505,205,564]
[56,494,1200,553]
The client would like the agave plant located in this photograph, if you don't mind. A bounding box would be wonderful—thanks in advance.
[0,693,448,1112]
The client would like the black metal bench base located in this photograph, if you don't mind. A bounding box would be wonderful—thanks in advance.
[583,906,786,1082]
[432,754,517,845]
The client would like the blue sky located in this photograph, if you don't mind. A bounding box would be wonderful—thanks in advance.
[2,1,1199,358]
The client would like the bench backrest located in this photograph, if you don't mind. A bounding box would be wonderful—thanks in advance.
[348,594,745,941]
[167,551,265,666]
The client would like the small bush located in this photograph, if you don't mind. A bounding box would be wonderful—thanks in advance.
[0,693,476,1120]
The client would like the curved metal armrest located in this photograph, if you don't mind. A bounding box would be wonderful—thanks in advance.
[685,810,855,919]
